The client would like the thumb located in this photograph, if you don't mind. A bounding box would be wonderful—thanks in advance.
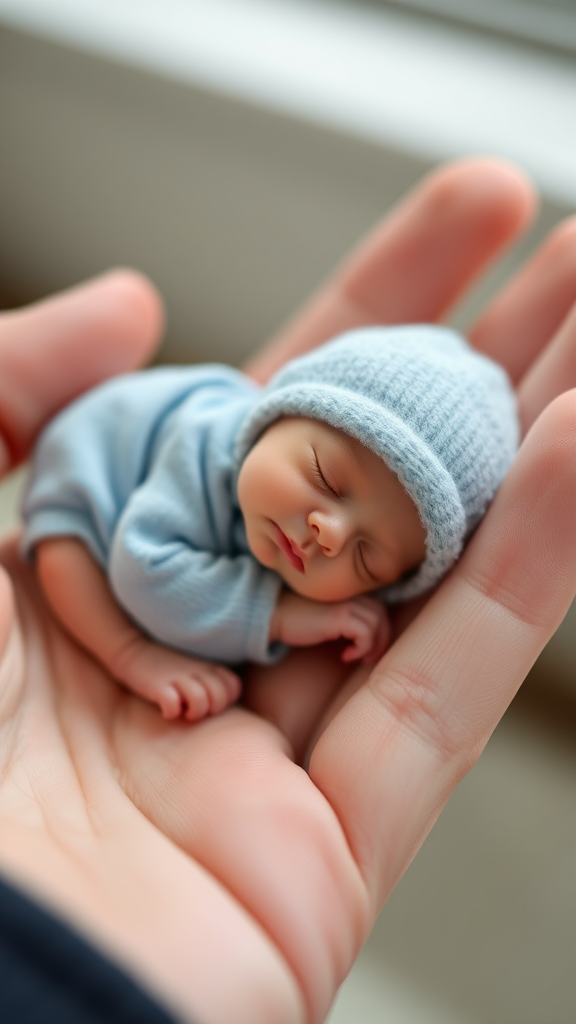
[0,269,164,471]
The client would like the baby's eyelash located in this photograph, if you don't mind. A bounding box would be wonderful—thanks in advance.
[312,451,338,496]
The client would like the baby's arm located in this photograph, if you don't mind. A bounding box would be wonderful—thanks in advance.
[36,537,241,720]
[270,590,391,664]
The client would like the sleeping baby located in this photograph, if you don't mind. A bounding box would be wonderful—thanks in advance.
[22,325,518,721]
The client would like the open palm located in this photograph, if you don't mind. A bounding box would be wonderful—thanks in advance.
[1,159,576,1024]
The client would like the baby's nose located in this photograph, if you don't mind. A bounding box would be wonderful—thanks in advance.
[308,510,347,556]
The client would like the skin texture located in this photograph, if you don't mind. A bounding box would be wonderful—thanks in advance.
[1,160,576,1024]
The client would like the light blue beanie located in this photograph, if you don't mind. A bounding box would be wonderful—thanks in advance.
[235,325,519,601]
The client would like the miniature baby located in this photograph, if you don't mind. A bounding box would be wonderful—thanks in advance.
[21,325,519,721]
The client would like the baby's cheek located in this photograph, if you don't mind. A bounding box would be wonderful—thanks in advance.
[248,530,277,571]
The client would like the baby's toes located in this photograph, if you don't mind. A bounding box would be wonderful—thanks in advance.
[158,683,186,720]
[185,666,240,718]
[221,666,242,698]
[209,667,241,713]
[179,678,211,721]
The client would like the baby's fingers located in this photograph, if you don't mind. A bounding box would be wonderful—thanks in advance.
[362,609,392,664]
[339,601,387,662]
[342,596,392,664]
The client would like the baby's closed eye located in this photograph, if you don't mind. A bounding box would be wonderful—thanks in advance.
[311,448,340,498]
[357,541,381,585]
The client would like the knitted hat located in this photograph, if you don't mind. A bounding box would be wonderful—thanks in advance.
[235,325,519,601]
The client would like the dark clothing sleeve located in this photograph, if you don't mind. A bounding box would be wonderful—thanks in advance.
[0,876,183,1024]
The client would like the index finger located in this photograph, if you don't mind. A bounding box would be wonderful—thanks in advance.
[310,391,576,907]
[245,158,535,383]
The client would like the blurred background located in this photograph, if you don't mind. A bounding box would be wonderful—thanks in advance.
[0,1,575,1021]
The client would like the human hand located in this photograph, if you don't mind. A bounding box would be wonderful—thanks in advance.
[1,160,576,1024]
[271,590,391,662]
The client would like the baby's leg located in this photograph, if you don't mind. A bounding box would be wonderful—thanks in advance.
[36,538,241,720]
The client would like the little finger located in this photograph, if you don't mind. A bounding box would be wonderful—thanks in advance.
[471,216,576,384]
[517,301,576,433]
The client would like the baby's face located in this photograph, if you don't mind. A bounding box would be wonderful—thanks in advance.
[237,417,426,602]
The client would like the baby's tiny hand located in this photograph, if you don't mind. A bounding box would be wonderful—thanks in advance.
[270,592,391,663]
[329,595,392,663]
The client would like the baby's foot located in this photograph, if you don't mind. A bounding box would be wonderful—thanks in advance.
[111,636,241,721]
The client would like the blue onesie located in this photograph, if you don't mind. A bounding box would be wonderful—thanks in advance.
[22,365,286,666]
[22,327,519,672]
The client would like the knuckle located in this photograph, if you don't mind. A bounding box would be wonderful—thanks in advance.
[369,662,475,765]
[463,564,544,629]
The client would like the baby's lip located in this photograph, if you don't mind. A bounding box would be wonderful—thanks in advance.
[272,523,305,573]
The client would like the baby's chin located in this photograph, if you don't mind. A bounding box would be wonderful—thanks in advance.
[277,569,365,604]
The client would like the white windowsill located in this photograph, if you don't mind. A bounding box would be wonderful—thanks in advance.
[0,0,575,208]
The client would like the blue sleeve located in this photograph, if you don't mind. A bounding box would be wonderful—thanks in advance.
[107,413,287,666]
[109,515,285,664]
[21,365,250,568]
